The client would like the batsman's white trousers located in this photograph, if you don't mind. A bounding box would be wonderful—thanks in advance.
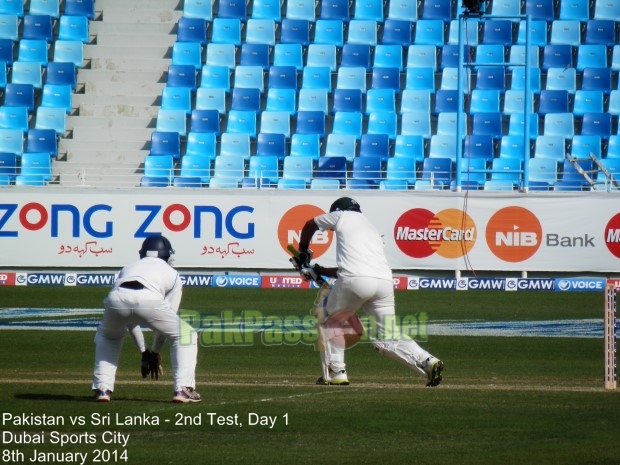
[92,287,197,392]
[324,276,431,373]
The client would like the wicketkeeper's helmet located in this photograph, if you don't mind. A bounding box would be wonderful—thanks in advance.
[330,197,361,213]
[139,235,175,262]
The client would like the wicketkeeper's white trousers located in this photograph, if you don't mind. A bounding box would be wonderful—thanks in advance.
[92,287,197,392]
[324,276,432,375]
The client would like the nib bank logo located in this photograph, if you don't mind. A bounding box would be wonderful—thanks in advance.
[394,208,476,259]
[486,206,542,262]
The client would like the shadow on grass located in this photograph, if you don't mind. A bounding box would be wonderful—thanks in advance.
[15,393,173,403]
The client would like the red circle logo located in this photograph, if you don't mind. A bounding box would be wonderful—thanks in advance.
[486,206,543,262]
[394,208,477,259]
[604,213,620,259]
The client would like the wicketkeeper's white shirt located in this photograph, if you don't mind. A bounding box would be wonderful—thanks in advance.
[314,211,393,281]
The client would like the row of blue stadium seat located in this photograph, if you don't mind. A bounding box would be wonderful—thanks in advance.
[0,13,90,43]
[0,0,95,19]
[181,0,620,23]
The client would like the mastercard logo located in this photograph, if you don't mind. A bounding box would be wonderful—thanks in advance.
[277,204,333,257]
[604,213,620,259]
[394,208,477,259]
[486,206,542,262]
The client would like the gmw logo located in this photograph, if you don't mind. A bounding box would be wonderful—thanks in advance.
[394,208,476,259]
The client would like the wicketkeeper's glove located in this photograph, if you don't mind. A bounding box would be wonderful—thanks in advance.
[141,350,164,380]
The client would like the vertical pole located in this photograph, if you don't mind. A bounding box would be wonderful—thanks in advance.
[522,14,532,191]
[455,14,465,192]
[605,285,617,390]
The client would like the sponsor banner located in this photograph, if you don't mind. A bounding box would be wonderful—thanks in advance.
[0,272,15,285]
[555,278,607,292]
[261,275,312,289]
[212,275,262,288]
[606,279,620,289]
[1,190,620,272]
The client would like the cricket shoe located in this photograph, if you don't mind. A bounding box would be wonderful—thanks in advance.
[316,369,350,386]
[94,389,111,402]
[423,357,444,387]
[173,387,202,403]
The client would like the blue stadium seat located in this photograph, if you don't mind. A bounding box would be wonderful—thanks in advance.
[183,0,213,20]
[422,0,453,21]
[559,0,590,20]
[325,133,356,162]
[29,0,59,17]
[256,132,286,161]
[22,14,53,42]
[491,0,521,17]
[367,110,397,139]
[440,66,471,92]
[286,0,316,21]
[11,61,42,89]
[319,0,350,21]
[406,45,438,70]
[543,112,575,139]
[475,67,505,91]
[218,0,247,19]
[190,109,220,134]
[212,155,245,184]
[420,156,452,188]
[538,89,570,114]
[34,106,66,135]
[576,44,608,70]
[509,67,541,94]
[400,111,432,138]
[374,44,404,70]
[314,155,347,184]
[525,0,555,21]
[0,151,16,180]
[399,89,431,114]
[252,0,282,20]
[386,156,417,184]
[282,156,313,183]
[247,154,280,186]
[508,45,540,70]
[508,112,539,139]
[503,90,534,115]
[298,88,329,113]
[517,20,548,46]
[490,157,522,185]
[388,0,417,21]
[580,67,611,92]
[534,135,566,160]
[179,154,211,183]
[381,19,412,46]
[332,88,363,113]
[570,135,602,159]
[441,44,474,69]
[370,67,400,92]
[20,151,53,182]
[469,89,501,114]
[41,83,72,114]
[195,87,227,114]
[143,155,174,184]
[280,19,311,45]
[161,86,192,115]
[353,0,384,21]
[429,134,457,161]
[483,19,513,46]
[234,65,265,93]
[53,39,84,67]
[177,17,207,45]
[499,135,526,159]
[447,18,479,46]
[572,90,604,116]
[301,66,332,91]
[606,135,620,159]
[474,44,505,68]
[200,65,230,91]
[310,178,341,189]
[379,179,408,190]
[226,110,257,138]
[471,112,502,138]
[172,41,202,70]
[211,18,242,45]
[290,133,321,160]
[414,19,445,46]
[219,133,251,159]
[314,19,344,46]
[149,131,181,159]
[260,111,291,138]
[336,66,367,93]
[542,44,573,70]
[230,87,261,112]
[26,128,57,157]
[393,134,425,164]
[459,157,488,185]
[0,128,24,155]
[593,0,620,20]
[306,44,338,71]
[405,67,435,92]
[340,43,372,69]
[239,43,271,70]
[295,111,326,138]
[434,89,459,113]
[545,67,577,94]
[528,157,558,188]
[351,156,382,185]
[365,88,396,114]
[205,44,236,70]
[580,112,611,138]
[584,19,616,45]
[167,64,197,90]
[265,87,297,114]
[359,133,390,162]
[64,0,95,19]
[245,19,276,46]
[268,66,297,90]
[608,90,620,117]
[550,19,582,46]
[4,83,35,111]
[347,19,378,46]
[332,111,363,139]
[185,131,216,159]
[277,178,308,188]
[464,134,495,162]
[273,43,304,70]
[18,39,48,65]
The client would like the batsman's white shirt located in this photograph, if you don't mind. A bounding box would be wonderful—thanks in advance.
[314,210,392,281]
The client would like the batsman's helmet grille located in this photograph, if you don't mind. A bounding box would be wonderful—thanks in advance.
[139,235,175,261]
[330,197,361,213]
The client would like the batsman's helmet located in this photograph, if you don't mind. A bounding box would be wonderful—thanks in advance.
[330,197,361,213]
[139,235,175,262]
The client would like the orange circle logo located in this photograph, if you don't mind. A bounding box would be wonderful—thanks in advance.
[486,206,542,262]
[277,205,333,257]
[394,208,477,259]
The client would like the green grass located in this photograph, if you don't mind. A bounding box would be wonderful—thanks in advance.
[0,287,617,465]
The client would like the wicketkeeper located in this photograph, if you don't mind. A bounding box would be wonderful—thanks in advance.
[92,235,201,402]
[296,197,444,387]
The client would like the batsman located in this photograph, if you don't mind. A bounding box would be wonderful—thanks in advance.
[294,197,444,387]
